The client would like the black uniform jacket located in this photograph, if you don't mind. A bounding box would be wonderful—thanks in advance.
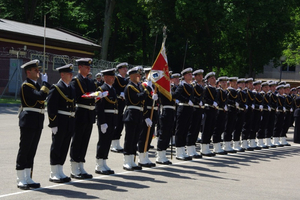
[47,80,76,132]
[19,78,50,129]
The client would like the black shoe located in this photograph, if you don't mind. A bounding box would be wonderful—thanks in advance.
[28,182,41,188]
[149,145,154,149]
[81,173,93,179]
[107,170,115,174]
[61,177,71,183]
[224,150,237,153]
[201,152,215,157]
[215,151,227,155]
[192,154,202,159]
[176,156,191,161]
[254,146,262,150]
[235,148,245,152]
[95,170,110,175]
[132,165,142,170]
[138,162,155,168]
[111,148,124,153]
[17,184,30,190]
[245,147,254,151]
[49,178,64,183]
[261,146,269,149]
[123,166,134,171]
[156,160,172,165]
[283,143,291,146]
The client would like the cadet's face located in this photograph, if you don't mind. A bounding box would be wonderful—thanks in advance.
[278,88,284,95]
[96,77,101,82]
[195,74,203,83]
[130,73,141,83]
[79,65,90,77]
[220,80,227,89]
[119,67,127,76]
[61,72,73,84]
[184,72,193,82]
[27,67,40,81]
[270,85,276,92]
[285,88,290,94]
[173,77,180,85]
[230,81,237,88]
[208,76,216,86]
[104,75,115,85]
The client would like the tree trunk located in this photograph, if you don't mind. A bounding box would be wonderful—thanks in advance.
[101,0,116,60]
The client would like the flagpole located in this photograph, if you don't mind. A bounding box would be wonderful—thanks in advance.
[43,15,46,74]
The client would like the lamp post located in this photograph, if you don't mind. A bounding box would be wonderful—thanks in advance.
[279,56,286,82]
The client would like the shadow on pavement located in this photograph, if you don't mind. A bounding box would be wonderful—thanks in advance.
[0,106,19,114]
[35,188,99,199]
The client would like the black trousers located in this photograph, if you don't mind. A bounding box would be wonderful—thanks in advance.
[202,107,217,144]
[233,110,246,141]
[187,108,203,146]
[124,121,142,155]
[266,110,276,138]
[138,120,155,152]
[212,110,227,143]
[224,108,237,141]
[16,127,42,170]
[70,122,93,163]
[157,108,175,151]
[241,109,253,140]
[50,128,73,165]
[273,112,284,137]
[112,99,125,140]
[281,111,292,137]
[294,112,300,143]
[257,110,270,139]
[175,105,193,147]
[249,110,262,139]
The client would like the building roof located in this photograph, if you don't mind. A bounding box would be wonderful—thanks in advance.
[0,18,100,48]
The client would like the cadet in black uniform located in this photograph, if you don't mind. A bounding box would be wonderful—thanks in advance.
[170,73,181,145]
[273,85,286,147]
[70,58,107,179]
[137,68,158,167]
[95,72,104,87]
[201,72,218,156]
[95,68,117,175]
[16,59,50,189]
[173,68,194,160]
[241,78,255,151]
[293,91,300,143]
[280,84,292,146]
[212,76,228,155]
[223,77,238,153]
[232,78,247,152]
[249,80,263,150]
[156,74,176,165]
[186,69,204,158]
[265,81,277,148]
[111,62,129,153]
[255,82,271,149]
[48,64,75,183]
[123,67,152,171]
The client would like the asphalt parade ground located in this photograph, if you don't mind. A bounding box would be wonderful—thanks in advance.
[0,106,300,200]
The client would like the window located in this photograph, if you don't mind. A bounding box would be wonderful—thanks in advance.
[282,63,295,72]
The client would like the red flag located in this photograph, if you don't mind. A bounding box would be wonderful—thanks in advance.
[148,43,172,101]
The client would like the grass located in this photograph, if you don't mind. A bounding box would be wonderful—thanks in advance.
[0,97,21,104]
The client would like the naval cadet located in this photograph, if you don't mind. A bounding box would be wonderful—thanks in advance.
[95,72,104,87]
[95,68,117,175]
[111,62,129,153]
[70,58,107,179]
[294,92,300,143]
[16,59,50,189]
[265,81,277,148]
[280,84,292,146]
[122,66,152,171]
[47,64,75,183]
[173,68,194,160]
[186,69,204,158]
[273,85,286,147]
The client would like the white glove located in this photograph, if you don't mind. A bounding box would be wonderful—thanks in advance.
[101,123,108,133]
[152,93,158,101]
[213,101,218,108]
[259,105,263,111]
[235,102,239,108]
[120,92,125,99]
[199,101,203,107]
[224,105,228,111]
[188,100,194,106]
[251,104,255,109]
[145,118,152,127]
[283,107,286,112]
[97,91,109,98]
[51,127,58,135]
[175,99,179,104]
[245,105,248,110]
[41,73,48,82]
[268,106,271,111]
[290,108,293,112]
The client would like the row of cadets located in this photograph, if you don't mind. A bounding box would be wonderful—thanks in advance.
[223,77,239,153]
[186,69,204,159]
[212,76,228,155]
[240,78,255,151]
[156,73,178,165]
[201,72,218,156]
[95,68,118,175]
[47,64,75,183]
[70,58,107,179]
[16,60,50,189]
[122,66,154,171]
[137,67,158,167]
[173,68,194,161]
[111,62,129,153]
[232,78,248,152]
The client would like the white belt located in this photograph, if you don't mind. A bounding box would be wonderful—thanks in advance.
[178,103,190,106]
[193,105,204,109]
[104,109,118,114]
[23,107,45,114]
[76,104,95,110]
[162,105,176,110]
[147,106,158,110]
[218,107,225,111]
[204,104,214,108]
[126,105,143,111]
[58,110,75,117]
[238,107,245,111]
